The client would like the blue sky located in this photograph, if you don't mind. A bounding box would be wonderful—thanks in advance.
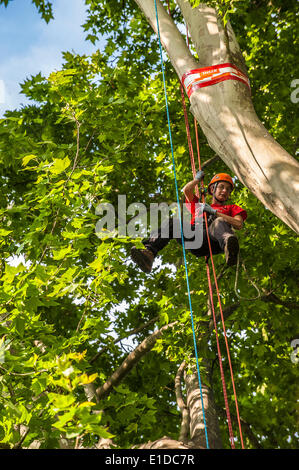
[0,0,101,116]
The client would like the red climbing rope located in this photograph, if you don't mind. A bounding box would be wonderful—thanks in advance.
[205,258,236,448]
[173,4,245,448]
[180,83,239,449]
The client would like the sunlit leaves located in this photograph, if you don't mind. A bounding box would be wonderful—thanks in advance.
[0,0,298,450]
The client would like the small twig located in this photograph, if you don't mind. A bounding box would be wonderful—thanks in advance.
[66,116,81,183]
[84,129,96,154]
[38,116,81,263]
[0,364,48,377]
[13,410,44,449]
[76,293,92,333]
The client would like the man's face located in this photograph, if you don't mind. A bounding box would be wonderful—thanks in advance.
[213,181,232,202]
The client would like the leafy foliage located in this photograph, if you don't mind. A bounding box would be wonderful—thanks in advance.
[0,0,53,22]
[0,0,298,449]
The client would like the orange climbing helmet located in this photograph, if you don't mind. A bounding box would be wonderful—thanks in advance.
[208,173,234,195]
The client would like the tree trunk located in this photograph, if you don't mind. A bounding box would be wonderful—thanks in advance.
[134,0,299,233]
[184,364,223,449]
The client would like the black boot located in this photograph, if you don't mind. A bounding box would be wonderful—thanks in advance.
[131,247,155,273]
[224,236,239,266]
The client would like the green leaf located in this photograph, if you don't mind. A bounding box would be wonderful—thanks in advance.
[14,316,26,337]
[0,229,12,237]
[48,393,76,410]
[22,154,37,166]
[52,245,72,260]
[52,409,76,430]
[49,156,71,175]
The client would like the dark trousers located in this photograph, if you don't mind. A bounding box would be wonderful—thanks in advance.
[143,217,235,258]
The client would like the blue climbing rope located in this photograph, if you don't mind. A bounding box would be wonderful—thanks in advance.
[153,0,209,449]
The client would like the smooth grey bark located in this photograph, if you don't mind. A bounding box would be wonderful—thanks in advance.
[134,0,299,233]
[184,364,223,449]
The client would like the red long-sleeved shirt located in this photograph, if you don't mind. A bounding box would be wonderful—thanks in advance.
[185,195,247,225]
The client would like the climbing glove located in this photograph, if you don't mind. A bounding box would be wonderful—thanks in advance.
[202,203,217,215]
[195,170,205,181]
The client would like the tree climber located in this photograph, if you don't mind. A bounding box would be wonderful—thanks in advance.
[131,172,247,273]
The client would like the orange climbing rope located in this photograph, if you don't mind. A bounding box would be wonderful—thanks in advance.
[180,81,244,449]
[171,3,245,449]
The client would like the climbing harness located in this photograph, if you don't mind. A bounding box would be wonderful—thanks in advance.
[154,0,250,449]
[154,0,210,449]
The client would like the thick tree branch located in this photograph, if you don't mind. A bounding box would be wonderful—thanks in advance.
[134,0,198,78]
[176,0,246,72]
[137,436,190,449]
[201,154,220,169]
[95,321,177,400]
[175,361,190,444]
[136,0,299,232]
[184,363,222,448]
[83,383,100,404]
[260,292,299,311]
[207,290,299,333]
[90,316,159,364]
